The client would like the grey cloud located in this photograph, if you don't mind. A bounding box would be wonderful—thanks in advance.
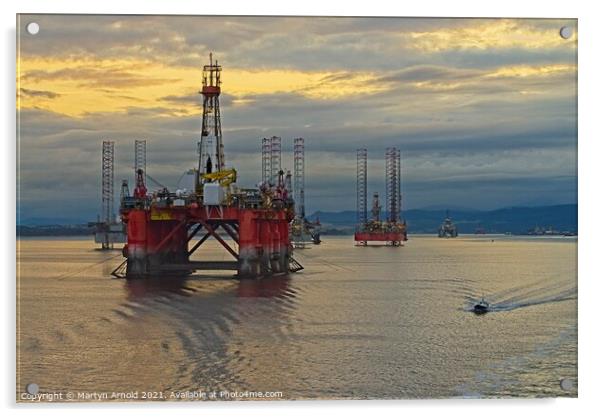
[23,67,180,89]
[433,47,576,70]
[159,92,235,109]
[18,105,577,216]
[19,88,61,99]
[19,15,577,72]
[379,66,483,83]
[16,15,577,218]
[160,94,199,106]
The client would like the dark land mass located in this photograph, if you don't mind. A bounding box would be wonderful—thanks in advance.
[17,225,92,237]
[16,204,577,236]
[308,204,577,235]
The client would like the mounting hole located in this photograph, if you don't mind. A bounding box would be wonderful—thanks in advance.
[26,383,39,395]
[559,26,573,40]
[560,378,574,391]
[26,22,40,35]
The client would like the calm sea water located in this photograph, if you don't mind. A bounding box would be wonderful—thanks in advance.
[17,235,577,401]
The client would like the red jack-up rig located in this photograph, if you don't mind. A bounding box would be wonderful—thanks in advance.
[112,54,303,278]
[354,148,408,246]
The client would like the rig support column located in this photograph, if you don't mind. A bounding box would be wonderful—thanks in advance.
[262,138,272,184]
[100,140,115,249]
[294,137,305,218]
[269,136,281,184]
[356,148,368,229]
[278,216,291,272]
[125,209,148,276]
[238,210,260,278]
[386,147,401,223]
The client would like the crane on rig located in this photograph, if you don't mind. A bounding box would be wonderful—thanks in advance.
[201,168,237,187]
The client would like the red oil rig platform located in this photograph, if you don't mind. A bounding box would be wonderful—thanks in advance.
[112,54,302,279]
[354,148,407,246]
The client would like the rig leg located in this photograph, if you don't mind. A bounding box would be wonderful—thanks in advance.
[124,210,191,278]
[278,219,290,273]
[238,211,261,278]
[270,221,281,273]
[126,209,149,277]
[259,220,273,275]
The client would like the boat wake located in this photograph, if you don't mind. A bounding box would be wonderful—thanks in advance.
[465,280,576,313]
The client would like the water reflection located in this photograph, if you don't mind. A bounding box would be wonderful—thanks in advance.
[122,272,295,301]
[237,275,293,298]
[118,273,298,392]
[123,275,192,299]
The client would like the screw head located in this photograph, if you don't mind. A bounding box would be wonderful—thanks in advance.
[560,378,574,391]
[26,383,39,395]
[26,22,40,35]
[559,26,573,40]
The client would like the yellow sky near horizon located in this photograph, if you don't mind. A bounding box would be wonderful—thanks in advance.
[17,57,392,117]
[17,56,576,118]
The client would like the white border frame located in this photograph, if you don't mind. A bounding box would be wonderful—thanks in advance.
[4,1,600,416]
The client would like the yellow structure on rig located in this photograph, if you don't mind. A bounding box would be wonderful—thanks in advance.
[201,168,237,188]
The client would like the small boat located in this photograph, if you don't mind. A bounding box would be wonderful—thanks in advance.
[473,298,490,314]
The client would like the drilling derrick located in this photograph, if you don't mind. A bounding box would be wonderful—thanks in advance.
[198,52,224,182]
[354,147,407,246]
[90,140,125,249]
[113,54,303,279]
[134,140,146,184]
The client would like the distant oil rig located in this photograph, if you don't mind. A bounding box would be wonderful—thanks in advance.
[354,148,407,246]
[438,210,458,238]
[102,54,304,279]
[88,140,126,249]
[259,136,320,249]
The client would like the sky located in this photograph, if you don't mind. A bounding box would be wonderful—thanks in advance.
[16,15,577,221]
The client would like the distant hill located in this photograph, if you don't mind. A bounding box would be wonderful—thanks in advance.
[308,204,577,234]
[16,204,577,236]
[18,217,90,226]
[414,204,482,212]
[17,224,92,237]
